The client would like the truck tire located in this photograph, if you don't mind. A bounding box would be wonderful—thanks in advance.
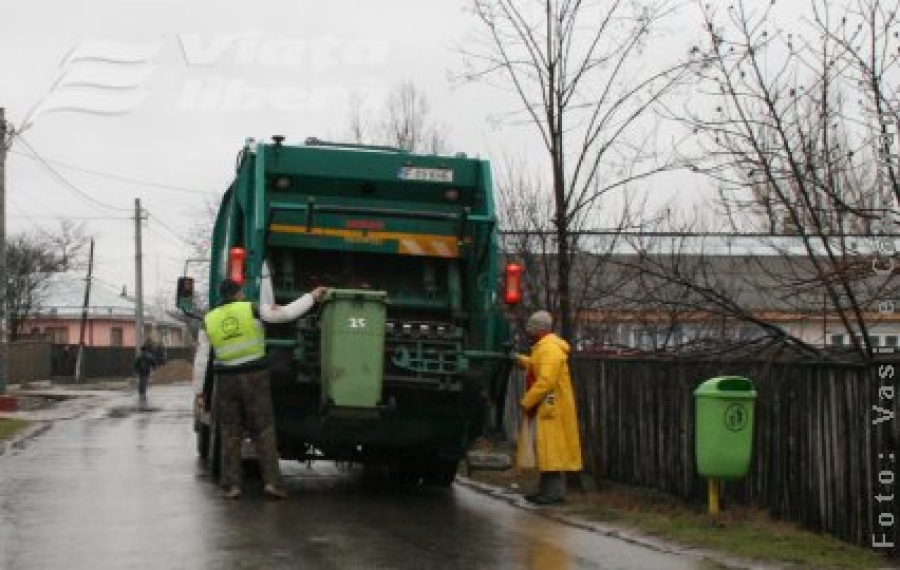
[425,457,459,487]
[388,460,423,488]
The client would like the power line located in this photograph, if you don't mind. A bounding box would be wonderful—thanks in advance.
[9,148,216,196]
[9,180,59,218]
[14,135,130,213]
[90,274,127,292]
[11,213,128,221]
[146,225,184,249]
[146,211,188,245]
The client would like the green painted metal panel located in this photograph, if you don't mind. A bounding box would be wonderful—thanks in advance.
[265,145,481,184]
[198,138,513,465]
[320,289,387,408]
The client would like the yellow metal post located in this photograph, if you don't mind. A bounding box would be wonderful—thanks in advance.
[708,478,720,516]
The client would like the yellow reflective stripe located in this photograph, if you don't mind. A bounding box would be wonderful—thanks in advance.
[398,236,458,257]
[431,240,453,257]
[216,338,264,357]
[270,224,460,258]
[214,353,262,367]
[399,237,425,255]
[204,302,266,363]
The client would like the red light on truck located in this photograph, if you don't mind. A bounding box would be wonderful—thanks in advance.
[504,263,523,305]
[229,247,246,285]
[346,219,385,230]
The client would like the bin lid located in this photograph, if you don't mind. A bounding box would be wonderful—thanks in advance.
[323,288,387,303]
[694,376,757,398]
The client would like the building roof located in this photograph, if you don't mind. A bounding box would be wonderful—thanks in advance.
[34,272,183,327]
[578,253,900,313]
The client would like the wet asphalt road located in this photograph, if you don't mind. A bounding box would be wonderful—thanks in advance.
[0,384,713,570]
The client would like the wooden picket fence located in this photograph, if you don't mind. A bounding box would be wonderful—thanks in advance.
[4,341,196,383]
[7,341,52,384]
[504,356,899,557]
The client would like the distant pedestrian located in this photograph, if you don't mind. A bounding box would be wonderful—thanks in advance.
[513,310,583,505]
[134,345,158,408]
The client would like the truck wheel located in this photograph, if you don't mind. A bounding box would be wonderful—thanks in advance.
[389,462,422,488]
[426,458,459,487]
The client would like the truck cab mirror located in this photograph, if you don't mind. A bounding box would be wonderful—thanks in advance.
[177,277,195,313]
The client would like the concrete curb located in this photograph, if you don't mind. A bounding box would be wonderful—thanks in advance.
[0,386,126,456]
[0,422,53,457]
[455,475,785,570]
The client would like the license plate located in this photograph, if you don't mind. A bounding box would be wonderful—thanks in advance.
[398,166,454,183]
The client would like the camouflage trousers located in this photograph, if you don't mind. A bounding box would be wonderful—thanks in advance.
[215,367,283,490]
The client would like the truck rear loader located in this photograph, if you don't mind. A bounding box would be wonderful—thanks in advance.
[179,136,517,486]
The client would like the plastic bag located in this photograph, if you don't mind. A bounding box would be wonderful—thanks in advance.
[516,414,536,469]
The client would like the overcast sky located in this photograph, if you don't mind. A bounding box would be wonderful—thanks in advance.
[1,0,524,307]
[1,0,830,309]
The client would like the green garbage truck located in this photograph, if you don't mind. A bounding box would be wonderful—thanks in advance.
[179,136,515,486]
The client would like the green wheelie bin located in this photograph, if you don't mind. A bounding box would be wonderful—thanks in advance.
[319,289,387,409]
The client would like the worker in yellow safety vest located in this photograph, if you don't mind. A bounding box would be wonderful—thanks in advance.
[193,277,327,500]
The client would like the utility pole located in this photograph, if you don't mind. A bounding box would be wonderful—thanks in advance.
[135,198,144,356]
[0,108,8,394]
[75,238,94,383]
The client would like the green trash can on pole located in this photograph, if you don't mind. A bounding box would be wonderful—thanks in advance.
[694,376,757,514]
[319,289,387,410]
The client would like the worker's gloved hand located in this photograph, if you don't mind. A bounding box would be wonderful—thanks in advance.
[311,286,328,302]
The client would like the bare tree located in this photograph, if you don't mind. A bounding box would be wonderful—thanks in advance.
[183,196,218,311]
[822,0,900,207]
[677,0,900,359]
[347,91,370,145]
[42,219,88,271]
[610,241,829,358]
[4,222,88,341]
[495,151,658,347]
[462,0,692,339]
[495,153,556,318]
[346,81,450,154]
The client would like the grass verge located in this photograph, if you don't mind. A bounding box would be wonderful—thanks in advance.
[0,418,31,443]
[469,468,891,570]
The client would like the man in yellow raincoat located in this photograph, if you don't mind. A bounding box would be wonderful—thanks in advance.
[515,310,583,505]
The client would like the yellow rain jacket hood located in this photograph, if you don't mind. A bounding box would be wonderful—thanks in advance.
[517,333,583,472]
